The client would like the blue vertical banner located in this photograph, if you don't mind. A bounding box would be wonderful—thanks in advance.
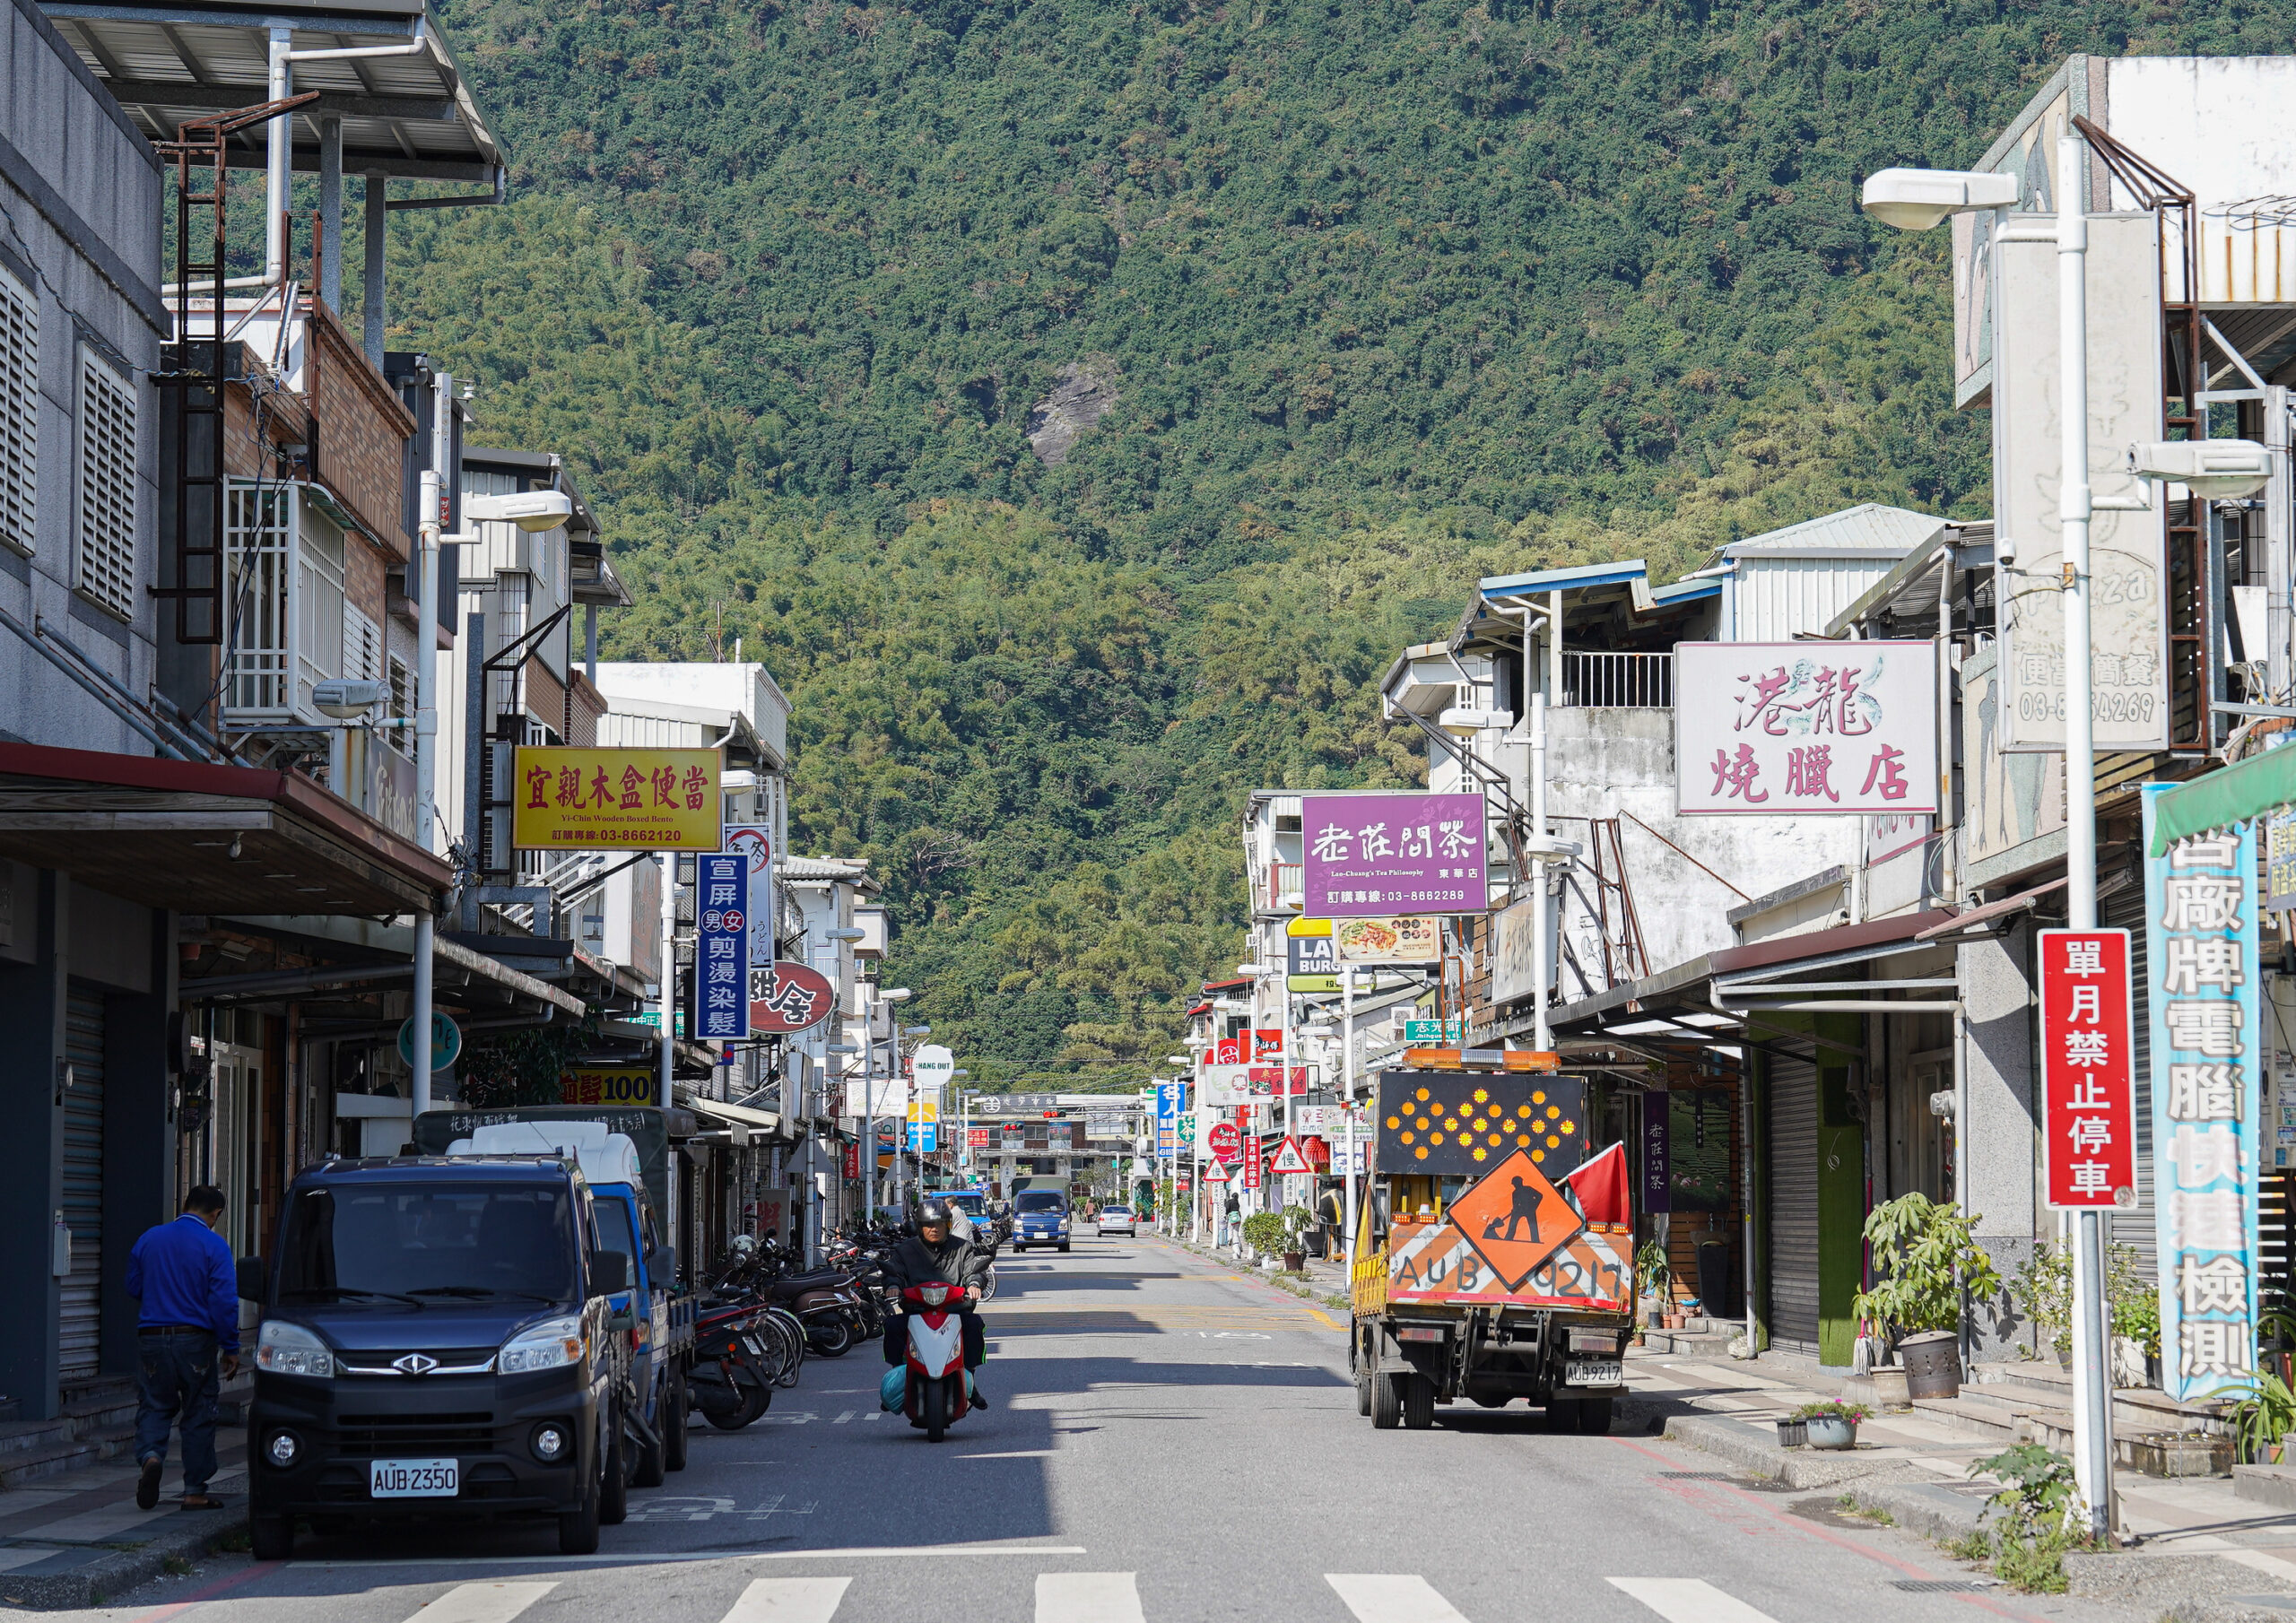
[696,851,750,1041]
[2142,785,2261,1404]
[1156,1080,1184,1160]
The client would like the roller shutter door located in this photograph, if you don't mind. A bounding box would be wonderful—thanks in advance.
[60,985,106,1383]
[2104,886,2155,1276]
[1768,1054,1821,1355]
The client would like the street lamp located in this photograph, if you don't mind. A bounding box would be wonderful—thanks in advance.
[1866,151,2112,1537]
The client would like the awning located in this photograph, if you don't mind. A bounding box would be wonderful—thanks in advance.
[2147,747,2296,855]
[687,1098,787,1141]
[0,740,452,914]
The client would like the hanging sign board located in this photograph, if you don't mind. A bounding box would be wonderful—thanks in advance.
[2038,929,2138,1210]
[1674,642,1939,815]
[2142,785,2262,1404]
[1333,916,1441,963]
[1301,792,1488,916]
[749,960,836,1035]
[693,851,749,1040]
[511,746,723,850]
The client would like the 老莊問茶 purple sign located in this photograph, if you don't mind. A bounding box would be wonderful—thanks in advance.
[1300,792,1487,917]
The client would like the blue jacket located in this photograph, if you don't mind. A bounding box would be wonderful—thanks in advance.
[126,1215,240,1351]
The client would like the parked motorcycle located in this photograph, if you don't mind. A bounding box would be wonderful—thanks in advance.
[687,1302,774,1429]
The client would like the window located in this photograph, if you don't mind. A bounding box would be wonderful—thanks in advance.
[344,602,382,684]
[296,505,345,702]
[0,271,33,557]
[387,655,413,757]
[74,348,135,618]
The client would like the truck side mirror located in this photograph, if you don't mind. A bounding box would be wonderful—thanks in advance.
[587,1250,629,1294]
[236,1256,267,1302]
[646,1245,677,1283]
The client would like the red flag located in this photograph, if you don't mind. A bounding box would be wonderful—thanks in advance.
[1563,1141,1631,1227]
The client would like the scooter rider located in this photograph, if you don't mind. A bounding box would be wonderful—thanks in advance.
[884,1199,992,1408]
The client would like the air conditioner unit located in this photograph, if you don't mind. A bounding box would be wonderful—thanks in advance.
[1438,707,1508,736]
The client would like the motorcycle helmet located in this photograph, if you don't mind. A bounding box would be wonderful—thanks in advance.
[918,1198,952,1232]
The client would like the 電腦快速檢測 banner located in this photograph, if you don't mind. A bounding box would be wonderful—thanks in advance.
[1674,642,1939,816]
[1300,792,1487,917]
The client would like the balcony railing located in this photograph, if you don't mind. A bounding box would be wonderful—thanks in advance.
[1561,650,1674,709]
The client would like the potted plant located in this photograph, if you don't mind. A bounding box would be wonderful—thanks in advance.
[1240,1211,1287,1264]
[1796,1399,1866,1451]
[1279,1204,1313,1272]
[2012,1243,2074,1367]
[1851,1193,2001,1399]
[1636,1238,1670,1324]
[2109,1249,2161,1387]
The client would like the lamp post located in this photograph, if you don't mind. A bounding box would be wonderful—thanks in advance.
[1862,154,2105,1536]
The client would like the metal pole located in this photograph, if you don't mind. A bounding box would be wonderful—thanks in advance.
[1343,965,1358,1276]
[265,28,291,286]
[659,852,675,1109]
[1531,691,1552,1052]
[409,360,444,1114]
[361,175,387,366]
[2057,128,2114,1543]
[862,1002,877,1223]
[317,117,343,310]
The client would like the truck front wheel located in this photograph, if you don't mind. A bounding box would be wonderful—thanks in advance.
[1401,1375,1436,1431]
[1371,1372,1403,1429]
[600,1409,630,1526]
[248,1514,294,1562]
[559,1453,603,1555]
[1576,1396,1614,1434]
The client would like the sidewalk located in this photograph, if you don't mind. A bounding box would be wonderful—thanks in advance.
[0,1384,250,1610]
[1627,1342,2296,1619]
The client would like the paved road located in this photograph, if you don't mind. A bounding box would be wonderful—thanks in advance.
[57,1233,2143,1623]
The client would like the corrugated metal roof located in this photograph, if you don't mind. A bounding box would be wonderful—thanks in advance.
[1477,560,1649,598]
[1721,503,1947,558]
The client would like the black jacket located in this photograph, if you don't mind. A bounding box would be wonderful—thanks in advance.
[886,1231,988,1291]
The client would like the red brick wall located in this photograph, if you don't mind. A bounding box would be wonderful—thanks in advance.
[567,669,604,748]
[306,301,416,563]
[525,657,569,742]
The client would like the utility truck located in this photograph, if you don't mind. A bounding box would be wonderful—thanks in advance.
[1349,1062,1636,1432]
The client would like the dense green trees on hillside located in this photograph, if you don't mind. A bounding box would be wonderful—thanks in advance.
[376,0,2293,1076]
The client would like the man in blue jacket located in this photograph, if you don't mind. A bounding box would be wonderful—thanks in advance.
[125,1186,241,1510]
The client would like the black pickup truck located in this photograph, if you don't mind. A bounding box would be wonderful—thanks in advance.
[237,1153,637,1558]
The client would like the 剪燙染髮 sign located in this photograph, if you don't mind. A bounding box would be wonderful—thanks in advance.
[694,852,748,1040]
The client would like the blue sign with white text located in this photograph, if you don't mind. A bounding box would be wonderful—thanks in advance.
[696,853,750,1040]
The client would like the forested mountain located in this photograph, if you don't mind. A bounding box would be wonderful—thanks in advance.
[385,0,2292,1080]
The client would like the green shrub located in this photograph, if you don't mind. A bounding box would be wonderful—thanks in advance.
[1240,1212,1288,1256]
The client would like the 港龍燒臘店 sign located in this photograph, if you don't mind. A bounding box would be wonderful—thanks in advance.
[511,747,723,850]
[1301,792,1487,916]
[1674,641,1939,816]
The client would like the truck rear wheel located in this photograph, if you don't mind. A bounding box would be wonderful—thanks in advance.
[664,1367,691,1471]
[1544,1398,1580,1432]
[1401,1375,1435,1430]
[1371,1372,1403,1429]
[1354,1359,1372,1416]
[1576,1396,1614,1434]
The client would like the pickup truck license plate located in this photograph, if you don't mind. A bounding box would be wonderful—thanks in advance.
[1566,1359,1622,1386]
[370,1458,458,1498]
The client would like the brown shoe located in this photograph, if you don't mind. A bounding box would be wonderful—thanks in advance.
[135,1459,162,1510]
[179,1493,225,1511]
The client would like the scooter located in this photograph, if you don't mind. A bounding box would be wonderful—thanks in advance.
[899,1280,973,1443]
[688,1303,774,1430]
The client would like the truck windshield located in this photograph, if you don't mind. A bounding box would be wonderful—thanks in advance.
[1014,1193,1064,1213]
[278,1184,576,1303]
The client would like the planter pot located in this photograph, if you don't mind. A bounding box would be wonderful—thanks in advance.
[1805,1416,1858,1451]
[1663,1313,1686,1330]
[1868,1367,1912,1412]
[1282,1250,1306,1272]
[1775,1418,1808,1448]
[1900,1330,1962,1400]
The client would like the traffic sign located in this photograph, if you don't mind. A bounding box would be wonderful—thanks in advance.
[1270,1135,1313,1176]
[2039,928,2137,1210]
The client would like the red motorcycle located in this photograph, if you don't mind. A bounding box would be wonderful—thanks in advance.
[900,1280,973,1443]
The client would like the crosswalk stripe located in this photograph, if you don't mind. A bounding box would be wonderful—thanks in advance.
[1605,1576,1779,1623]
[719,1576,853,1622]
[407,1582,559,1623]
[1325,1575,1472,1623]
[1036,1571,1145,1623]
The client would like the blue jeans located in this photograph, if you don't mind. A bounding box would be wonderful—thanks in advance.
[135,1330,221,1491]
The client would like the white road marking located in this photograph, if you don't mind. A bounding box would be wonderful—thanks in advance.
[719,1576,851,1622]
[961,1449,1057,1458]
[1606,1576,1779,1623]
[1326,1574,1472,1623]
[1036,1572,1144,1623]
[403,1581,558,1623]
[751,1543,1090,1559]
[832,1410,856,1424]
